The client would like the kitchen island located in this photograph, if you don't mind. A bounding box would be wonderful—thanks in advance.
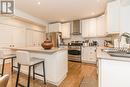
[97,47,130,87]
[7,47,68,86]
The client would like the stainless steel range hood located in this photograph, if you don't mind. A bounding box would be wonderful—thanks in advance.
[72,20,81,35]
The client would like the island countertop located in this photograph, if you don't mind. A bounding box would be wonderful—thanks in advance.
[4,47,68,53]
[97,47,130,62]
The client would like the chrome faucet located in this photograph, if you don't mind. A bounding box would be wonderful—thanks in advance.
[118,32,130,47]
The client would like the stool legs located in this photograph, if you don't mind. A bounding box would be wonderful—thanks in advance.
[11,58,14,73]
[33,65,35,80]
[1,59,5,76]
[27,66,31,87]
[15,61,46,87]
[43,61,46,84]
[15,63,21,87]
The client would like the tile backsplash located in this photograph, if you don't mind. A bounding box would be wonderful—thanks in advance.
[63,35,111,46]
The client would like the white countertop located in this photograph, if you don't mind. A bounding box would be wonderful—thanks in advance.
[97,47,130,62]
[4,47,68,53]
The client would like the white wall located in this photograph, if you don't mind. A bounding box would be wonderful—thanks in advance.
[0,16,46,32]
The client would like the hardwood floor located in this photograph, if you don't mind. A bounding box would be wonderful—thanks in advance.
[1,61,97,87]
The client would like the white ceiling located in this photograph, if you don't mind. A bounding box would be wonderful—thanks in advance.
[15,0,107,22]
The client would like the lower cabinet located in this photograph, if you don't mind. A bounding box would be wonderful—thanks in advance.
[82,47,97,64]
[98,59,130,87]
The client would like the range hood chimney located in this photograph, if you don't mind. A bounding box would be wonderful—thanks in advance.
[72,20,81,35]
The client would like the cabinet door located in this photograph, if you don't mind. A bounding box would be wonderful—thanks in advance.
[48,23,61,32]
[97,15,106,36]
[12,28,26,47]
[82,47,97,63]
[88,18,97,37]
[120,5,130,33]
[107,0,120,34]
[33,31,45,47]
[81,20,89,37]
[0,24,13,47]
[61,23,71,38]
[26,29,34,47]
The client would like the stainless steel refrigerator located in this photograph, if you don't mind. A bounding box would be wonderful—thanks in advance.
[46,32,62,47]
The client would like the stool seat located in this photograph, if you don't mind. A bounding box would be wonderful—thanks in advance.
[0,54,16,59]
[0,50,16,76]
[22,57,44,66]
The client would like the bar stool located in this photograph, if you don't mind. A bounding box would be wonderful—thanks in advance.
[0,49,16,76]
[15,51,46,87]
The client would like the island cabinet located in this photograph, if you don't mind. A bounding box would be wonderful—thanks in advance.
[82,47,97,64]
[107,0,120,34]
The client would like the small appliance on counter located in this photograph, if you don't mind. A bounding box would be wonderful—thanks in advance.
[83,40,98,47]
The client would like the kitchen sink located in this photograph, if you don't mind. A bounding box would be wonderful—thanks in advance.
[103,48,130,58]
[108,52,130,58]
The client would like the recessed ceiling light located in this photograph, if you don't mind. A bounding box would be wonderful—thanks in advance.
[91,12,95,15]
[97,0,100,2]
[37,1,41,5]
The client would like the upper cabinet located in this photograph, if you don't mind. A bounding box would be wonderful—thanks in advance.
[61,23,71,38]
[81,18,96,37]
[48,23,62,32]
[81,15,106,37]
[88,18,97,37]
[107,0,120,34]
[81,19,89,37]
[97,15,107,36]
[48,23,71,38]
[120,4,130,33]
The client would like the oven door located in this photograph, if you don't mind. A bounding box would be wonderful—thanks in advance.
[68,48,82,62]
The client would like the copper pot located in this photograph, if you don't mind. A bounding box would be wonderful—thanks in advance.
[41,39,53,50]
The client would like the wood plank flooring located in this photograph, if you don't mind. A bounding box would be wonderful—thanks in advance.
[1,61,97,87]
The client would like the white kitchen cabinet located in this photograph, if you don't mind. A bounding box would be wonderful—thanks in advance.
[0,24,13,47]
[48,23,61,32]
[96,15,107,36]
[82,47,97,64]
[107,0,120,34]
[0,24,26,48]
[61,23,71,38]
[88,18,97,37]
[81,18,97,37]
[81,19,89,37]
[98,59,130,87]
[26,29,45,47]
[12,28,26,47]
[120,5,130,33]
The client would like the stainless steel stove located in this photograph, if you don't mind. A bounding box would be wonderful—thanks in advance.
[68,41,83,62]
